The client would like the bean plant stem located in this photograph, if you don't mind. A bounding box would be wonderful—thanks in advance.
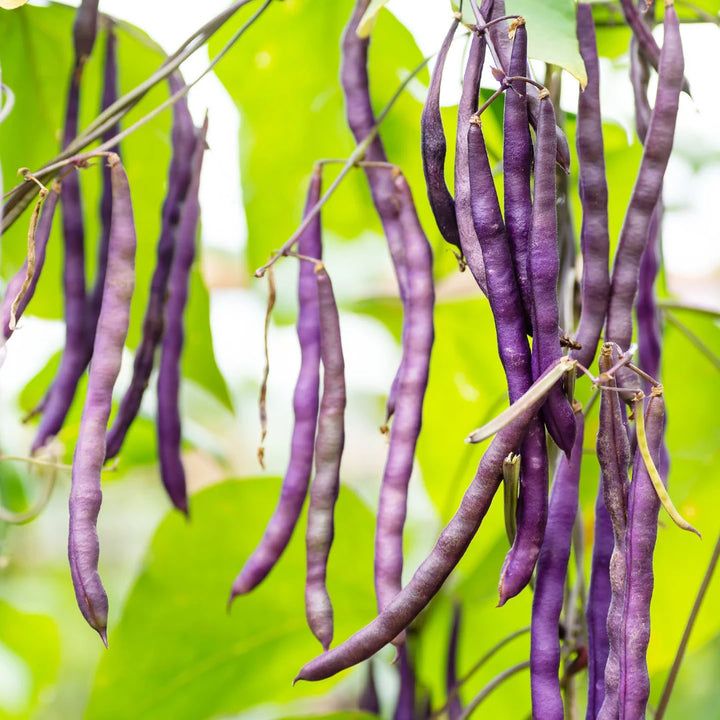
[253,54,431,278]
[458,660,531,720]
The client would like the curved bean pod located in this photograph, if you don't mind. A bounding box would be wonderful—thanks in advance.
[105,73,197,460]
[606,3,683,355]
[572,2,610,371]
[421,17,461,250]
[454,33,488,295]
[294,360,567,683]
[502,19,533,325]
[619,388,664,718]
[585,481,614,719]
[69,153,135,643]
[528,96,577,457]
[305,263,346,651]
[1,182,60,342]
[530,406,584,720]
[340,0,407,299]
[156,119,208,514]
[596,347,632,720]
[374,172,434,616]
[230,168,323,599]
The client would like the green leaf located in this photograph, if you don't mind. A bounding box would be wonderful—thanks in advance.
[85,478,379,720]
[209,0,430,274]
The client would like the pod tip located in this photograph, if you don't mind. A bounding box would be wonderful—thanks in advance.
[98,627,109,648]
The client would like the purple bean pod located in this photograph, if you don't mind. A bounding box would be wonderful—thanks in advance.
[530,406,584,720]
[31,86,89,453]
[72,0,99,66]
[486,0,571,172]
[447,603,463,720]
[86,25,121,358]
[1,183,60,342]
[528,96,577,457]
[104,73,197,460]
[340,0,407,299]
[467,116,532,405]
[606,3,683,356]
[502,20,533,325]
[596,347,632,720]
[374,173,434,618]
[586,481,614,719]
[454,32,488,296]
[294,360,567,683]
[467,113,548,602]
[230,168,322,599]
[497,415,548,604]
[630,36,652,145]
[305,263,346,651]
[156,118,208,514]
[618,388,665,719]
[571,2,610,372]
[394,644,417,720]
[421,17,461,250]
[68,153,136,644]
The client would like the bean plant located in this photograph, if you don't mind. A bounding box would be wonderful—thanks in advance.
[0,0,719,718]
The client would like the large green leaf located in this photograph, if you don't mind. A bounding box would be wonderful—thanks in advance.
[85,478,379,720]
[209,0,431,274]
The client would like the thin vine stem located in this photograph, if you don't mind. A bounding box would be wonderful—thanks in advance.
[458,660,531,720]
[252,53,431,278]
[664,310,720,372]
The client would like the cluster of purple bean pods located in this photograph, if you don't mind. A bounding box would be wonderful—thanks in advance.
[0,0,209,642]
[228,1,697,717]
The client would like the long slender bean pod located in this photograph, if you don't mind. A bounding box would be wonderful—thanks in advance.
[105,73,197,459]
[340,0,407,298]
[468,112,549,600]
[486,0,571,172]
[597,348,632,720]
[454,33,488,295]
[619,388,665,718]
[502,19,533,325]
[72,0,99,67]
[421,17,461,250]
[294,360,566,683]
[530,406,584,720]
[374,172,434,617]
[1,182,60,342]
[87,25,121,356]
[359,663,380,715]
[305,263,346,651]
[230,168,323,599]
[68,152,135,643]
[586,482,614,719]
[606,2,683,357]
[528,96,577,457]
[572,2,610,371]
[156,119,208,514]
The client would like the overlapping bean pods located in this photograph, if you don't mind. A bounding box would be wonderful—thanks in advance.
[156,118,209,514]
[105,72,197,460]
